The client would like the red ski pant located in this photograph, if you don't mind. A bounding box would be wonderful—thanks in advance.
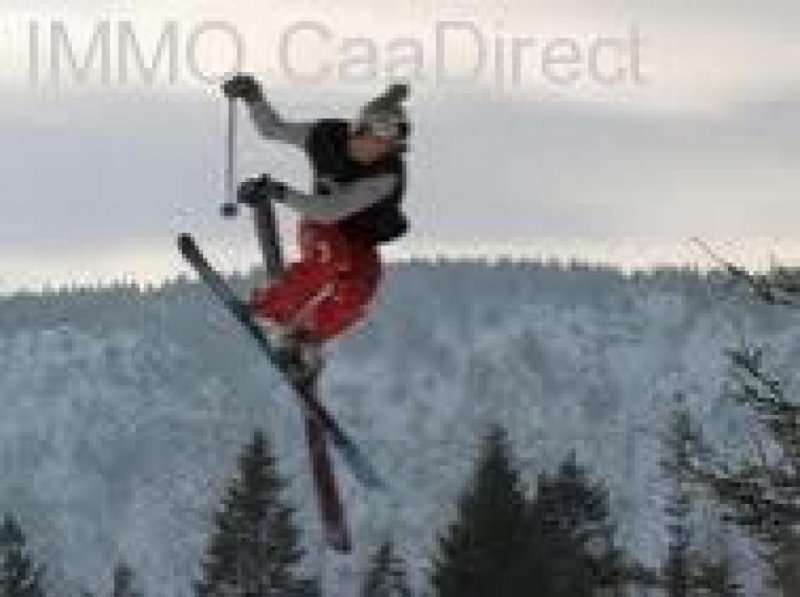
[250,220,382,343]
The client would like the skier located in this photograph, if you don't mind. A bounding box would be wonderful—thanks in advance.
[221,74,410,377]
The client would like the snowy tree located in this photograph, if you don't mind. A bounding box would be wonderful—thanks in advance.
[693,555,744,597]
[0,513,46,597]
[431,426,535,597]
[661,404,697,597]
[690,240,800,307]
[528,453,626,597]
[361,540,411,597]
[661,401,745,596]
[685,347,800,593]
[196,430,317,596]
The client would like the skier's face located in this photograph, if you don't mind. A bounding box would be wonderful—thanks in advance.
[348,133,396,164]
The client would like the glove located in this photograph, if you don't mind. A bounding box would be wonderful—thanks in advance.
[222,73,263,104]
[237,174,288,207]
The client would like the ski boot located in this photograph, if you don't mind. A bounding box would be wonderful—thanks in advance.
[257,319,325,384]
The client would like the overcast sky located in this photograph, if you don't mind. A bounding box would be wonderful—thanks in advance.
[0,0,798,289]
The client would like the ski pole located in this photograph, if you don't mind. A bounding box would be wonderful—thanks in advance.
[220,96,239,218]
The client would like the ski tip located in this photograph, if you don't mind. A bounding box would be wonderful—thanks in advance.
[177,233,193,251]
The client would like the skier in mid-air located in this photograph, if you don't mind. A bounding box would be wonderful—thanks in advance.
[221,74,410,376]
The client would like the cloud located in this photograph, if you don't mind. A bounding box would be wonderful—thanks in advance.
[0,0,797,285]
[0,88,797,255]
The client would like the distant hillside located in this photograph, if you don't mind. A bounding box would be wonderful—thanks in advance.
[0,261,796,595]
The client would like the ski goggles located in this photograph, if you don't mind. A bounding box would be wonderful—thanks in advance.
[351,117,407,141]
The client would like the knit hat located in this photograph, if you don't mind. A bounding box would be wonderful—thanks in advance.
[353,83,410,141]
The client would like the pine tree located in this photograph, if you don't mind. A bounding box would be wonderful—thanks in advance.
[772,537,800,597]
[684,347,800,593]
[361,540,411,597]
[0,513,46,597]
[693,554,744,597]
[197,430,317,596]
[691,239,800,307]
[112,562,142,597]
[431,426,534,597]
[660,402,698,597]
[663,400,748,596]
[529,453,625,597]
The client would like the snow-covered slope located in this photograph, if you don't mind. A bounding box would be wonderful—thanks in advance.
[0,264,797,595]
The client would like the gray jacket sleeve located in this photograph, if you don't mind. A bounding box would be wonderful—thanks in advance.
[276,173,399,224]
[247,98,314,148]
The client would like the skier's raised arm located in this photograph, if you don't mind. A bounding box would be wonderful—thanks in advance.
[222,73,313,148]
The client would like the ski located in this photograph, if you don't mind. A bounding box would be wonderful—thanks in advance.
[177,233,384,495]
[249,195,352,553]
[303,410,351,551]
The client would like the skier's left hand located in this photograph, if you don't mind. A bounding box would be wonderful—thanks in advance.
[222,73,263,104]
[238,174,288,206]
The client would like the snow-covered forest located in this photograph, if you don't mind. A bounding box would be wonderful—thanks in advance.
[1,260,798,596]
